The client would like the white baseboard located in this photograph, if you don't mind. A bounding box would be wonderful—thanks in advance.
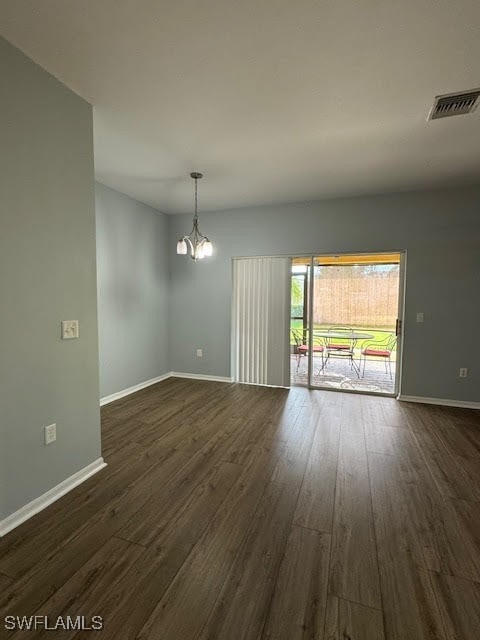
[170,371,233,383]
[0,458,107,537]
[101,372,233,407]
[398,395,480,410]
[100,372,171,406]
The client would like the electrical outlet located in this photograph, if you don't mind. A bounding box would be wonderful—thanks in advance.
[416,312,424,323]
[196,348,203,358]
[459,368,468,378]
[45,423,56,445]
[62,320,79,339]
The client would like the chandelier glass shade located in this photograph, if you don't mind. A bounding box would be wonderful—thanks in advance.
[176,172,213,261]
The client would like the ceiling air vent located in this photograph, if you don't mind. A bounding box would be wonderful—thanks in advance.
[428,89,480,120]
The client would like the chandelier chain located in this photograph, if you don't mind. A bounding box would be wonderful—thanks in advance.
[194,176,198,222]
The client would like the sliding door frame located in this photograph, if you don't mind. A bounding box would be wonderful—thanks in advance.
[305,250,406,398]
[231,250,406,397]
[395,250,407,398]
[307,256,315,390]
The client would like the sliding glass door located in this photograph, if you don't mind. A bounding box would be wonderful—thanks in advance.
[290,253,404,396]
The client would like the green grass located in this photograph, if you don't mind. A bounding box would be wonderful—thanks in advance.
[290,320,397,352]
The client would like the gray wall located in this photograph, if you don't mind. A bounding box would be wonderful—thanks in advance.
[0,37,101,520]
[169,186,480,403]
[95,183,169,397]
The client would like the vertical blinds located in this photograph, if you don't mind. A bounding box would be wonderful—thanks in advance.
[232,257,291,386]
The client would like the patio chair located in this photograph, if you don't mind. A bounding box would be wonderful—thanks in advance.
[291,329,324,371]
[325,326,354,351]
[323,326,358,376]
[360,334,397,379]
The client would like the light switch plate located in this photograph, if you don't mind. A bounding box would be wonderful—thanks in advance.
[62,320,79,339]
[196,348,203,358]
[416,312,424,323]
[45,423,56,445]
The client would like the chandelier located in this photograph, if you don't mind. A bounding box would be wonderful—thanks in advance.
[176,172,213,261]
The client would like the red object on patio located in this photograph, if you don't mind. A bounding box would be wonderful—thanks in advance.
[298,344,324,354]
[325,342,350,350]
[362,348,390,357]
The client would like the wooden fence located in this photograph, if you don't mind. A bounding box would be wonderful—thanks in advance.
[312,266,399,329]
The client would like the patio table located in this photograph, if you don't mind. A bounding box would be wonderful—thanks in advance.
[311,330,374,377]
[312,330,374,342]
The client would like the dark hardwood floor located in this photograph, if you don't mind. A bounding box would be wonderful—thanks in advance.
[1,378,479,639]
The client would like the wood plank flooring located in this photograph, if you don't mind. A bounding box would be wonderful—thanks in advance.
[1,378,479,639]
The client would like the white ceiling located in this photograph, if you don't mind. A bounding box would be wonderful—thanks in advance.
[1,0,480,214]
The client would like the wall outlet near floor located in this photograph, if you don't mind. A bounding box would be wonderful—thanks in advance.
[44,423,56,445]
[62,320,79,339]
[196,348,203,358]
[459,368,468,378]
